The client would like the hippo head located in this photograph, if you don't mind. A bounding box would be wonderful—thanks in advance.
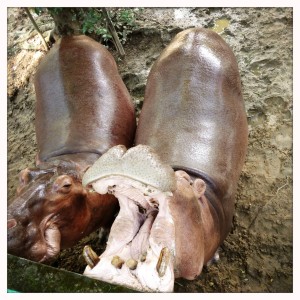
[81,145,208,292]
[7,160,118,263]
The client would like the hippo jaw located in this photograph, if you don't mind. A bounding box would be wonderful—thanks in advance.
[83,175,176,292]
[82,145,207,292]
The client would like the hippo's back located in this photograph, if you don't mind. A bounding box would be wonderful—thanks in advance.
[135,28,248,214]
[135,28,248,240]
[34,35,136,162]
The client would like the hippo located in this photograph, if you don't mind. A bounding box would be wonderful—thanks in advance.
[81,28,248,292]
[7,35,136,262]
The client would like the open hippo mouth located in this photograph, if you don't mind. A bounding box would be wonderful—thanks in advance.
[82,145,207,292]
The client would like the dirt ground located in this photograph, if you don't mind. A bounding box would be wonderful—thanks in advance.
[7,7,293,292]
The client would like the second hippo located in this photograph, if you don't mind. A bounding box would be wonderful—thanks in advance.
[81,28,248,292]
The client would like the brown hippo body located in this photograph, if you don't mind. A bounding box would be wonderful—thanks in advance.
[7,35,136,262]
[135,28,248,271]
[81,28,248,291]
[35,35,135,162]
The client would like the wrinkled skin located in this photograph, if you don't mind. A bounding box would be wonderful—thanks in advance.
[7,158,118,262]
[82,28,248,292]
[7,35,136,262]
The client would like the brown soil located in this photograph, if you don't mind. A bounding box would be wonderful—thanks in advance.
[7,7,293,292]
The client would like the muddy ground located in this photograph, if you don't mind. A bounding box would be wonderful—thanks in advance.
[7,7,293,292]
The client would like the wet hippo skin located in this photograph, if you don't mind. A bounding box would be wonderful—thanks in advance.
[7,35,136,262]
[135,27,249,258]
[81,28,248,292]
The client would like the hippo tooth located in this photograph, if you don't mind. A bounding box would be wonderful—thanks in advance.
[126,258,138,270]
[140,252,147,262]
[111,255,125,269]
[83,245,100,269]
[82,145,176,192]
[156,247,171,277]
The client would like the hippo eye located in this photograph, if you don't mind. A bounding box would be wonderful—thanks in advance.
[58,182,72,194]
[53,175,73,194]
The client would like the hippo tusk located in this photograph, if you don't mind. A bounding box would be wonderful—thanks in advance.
[83,245,100,269]
[156,247,171,277]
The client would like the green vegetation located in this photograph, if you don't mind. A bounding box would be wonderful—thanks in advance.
[34,7,139,45]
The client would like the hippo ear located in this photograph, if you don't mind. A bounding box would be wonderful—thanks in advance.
[17,168,33,194]
[18,167,45,186]
[192,179,206,198]
[19,167,32,185]
[17,167,53,194]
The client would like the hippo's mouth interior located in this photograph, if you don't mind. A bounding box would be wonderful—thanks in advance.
[83,175,176,292]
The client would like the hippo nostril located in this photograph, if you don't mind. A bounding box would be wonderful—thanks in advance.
[8,219,17,229]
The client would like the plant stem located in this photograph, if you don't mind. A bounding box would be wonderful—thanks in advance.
[24,7,49,51]
[101,8,125,57]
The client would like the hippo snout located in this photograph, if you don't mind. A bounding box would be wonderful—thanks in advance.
[7,218,47,262]
[7,218,17,229]
[7,162,119,262]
